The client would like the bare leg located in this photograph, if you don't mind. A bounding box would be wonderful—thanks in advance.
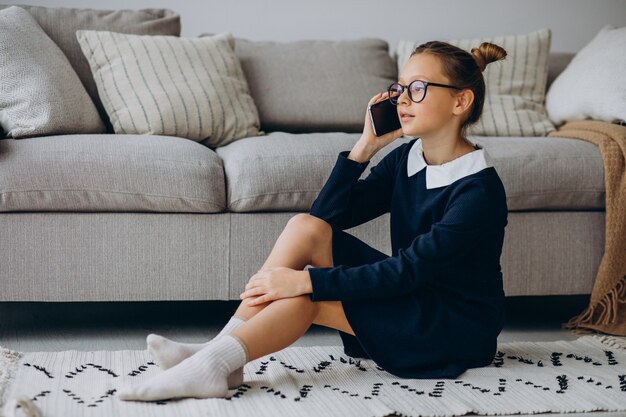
[146,214,351,384]
[146,213,339,352]
[228,215,356,361]
[123,215,353,400]
[233,213,334,321]
[230,295,319,361]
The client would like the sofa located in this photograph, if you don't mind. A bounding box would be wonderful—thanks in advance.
[0,5,605,306]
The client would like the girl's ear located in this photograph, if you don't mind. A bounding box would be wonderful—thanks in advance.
[453,89,474,116]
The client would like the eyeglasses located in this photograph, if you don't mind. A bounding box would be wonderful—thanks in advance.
[388,80,463,105]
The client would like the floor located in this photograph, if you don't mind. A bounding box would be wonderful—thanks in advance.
[0,295,623,417]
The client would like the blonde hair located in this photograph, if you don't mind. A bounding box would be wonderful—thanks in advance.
[470,42,508,72]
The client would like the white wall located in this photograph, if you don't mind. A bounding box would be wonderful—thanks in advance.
[4,0,626,53]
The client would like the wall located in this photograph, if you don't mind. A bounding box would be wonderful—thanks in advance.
[3,0,626,53]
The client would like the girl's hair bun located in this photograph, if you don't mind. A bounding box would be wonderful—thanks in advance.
[470,42,507,72]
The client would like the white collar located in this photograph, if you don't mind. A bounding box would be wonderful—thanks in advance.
[406,138,492,189]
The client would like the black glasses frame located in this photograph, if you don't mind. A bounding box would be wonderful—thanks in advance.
[388,80,463,105]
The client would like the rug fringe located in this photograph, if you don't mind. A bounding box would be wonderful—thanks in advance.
[1,395,42,417]
[591,334,626,350]
[0,346,24,417]
[0,346,22,363]
[561,274,626,334]
[0,346,41,417]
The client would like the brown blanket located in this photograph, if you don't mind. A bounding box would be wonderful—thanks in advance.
[547,120,626,336]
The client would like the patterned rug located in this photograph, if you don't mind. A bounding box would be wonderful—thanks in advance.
[1,335,625,417]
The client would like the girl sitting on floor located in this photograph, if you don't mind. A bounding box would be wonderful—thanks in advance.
[118,39,509,402]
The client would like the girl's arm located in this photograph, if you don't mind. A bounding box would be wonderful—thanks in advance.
[309,143,406,230]
[309,91,406,231]
[307,178,508,301]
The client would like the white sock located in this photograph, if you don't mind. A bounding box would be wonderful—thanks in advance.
[147,315,246,389]
[147,316,246,368]
[118,334,249,401]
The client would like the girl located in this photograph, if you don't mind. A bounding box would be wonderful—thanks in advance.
[118,40,509,402]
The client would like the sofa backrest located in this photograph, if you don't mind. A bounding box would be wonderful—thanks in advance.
[547,52,575,90]
[2,4,575,136]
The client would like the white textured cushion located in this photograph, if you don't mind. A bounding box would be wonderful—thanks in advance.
[76,30,261,147]
[396,28,555,137]
[0,4,181,134]
[0,6,105,138]
[545,24,626,126]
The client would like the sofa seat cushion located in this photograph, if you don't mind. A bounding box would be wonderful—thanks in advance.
[217,132,604,212]
[473,136,604,211]
[0,134,225,213]
[217,132,371,212]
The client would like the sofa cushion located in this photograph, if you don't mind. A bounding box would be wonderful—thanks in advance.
[0,4,181,133]
[201,35,397,134]
[0,7,105,139]
[76,31,261,147]
[217,132,604,212]
[216,132,403,212]
[546,24,626,126]
[472,136,604,211]
[0,135,225,213]
[546,52,575,91]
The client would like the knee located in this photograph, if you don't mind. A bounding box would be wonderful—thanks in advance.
[287,213,317,228]
[287,213,331,242]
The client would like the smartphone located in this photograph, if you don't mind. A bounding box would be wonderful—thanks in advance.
[368,98,402,137]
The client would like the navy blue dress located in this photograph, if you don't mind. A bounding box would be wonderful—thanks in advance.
[307,138,508,379]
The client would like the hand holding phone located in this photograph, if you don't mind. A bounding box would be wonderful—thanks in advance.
[350,92,404,163]
[368,97,402,137]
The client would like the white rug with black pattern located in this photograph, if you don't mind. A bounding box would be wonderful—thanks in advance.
[1,335,625,417]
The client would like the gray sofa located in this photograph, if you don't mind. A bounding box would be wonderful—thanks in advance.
[0,6,604,304]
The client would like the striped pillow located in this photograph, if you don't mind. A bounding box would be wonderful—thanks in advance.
[396,28,556,137]
[76,31,261,146]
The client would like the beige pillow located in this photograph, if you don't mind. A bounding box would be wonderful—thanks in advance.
[0,6,105,138]
[396,28,555,137]
[76,31,261,146]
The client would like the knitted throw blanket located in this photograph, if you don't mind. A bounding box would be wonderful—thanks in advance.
[547,120,626,336]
